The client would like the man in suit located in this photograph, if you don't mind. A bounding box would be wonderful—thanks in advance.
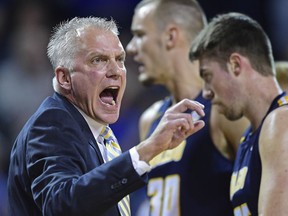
[7,17,205,216]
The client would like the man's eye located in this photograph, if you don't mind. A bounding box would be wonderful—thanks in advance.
[92,57,106,64]
[132,31,145,39]
[118,56,125,63]
[92,58,100,64]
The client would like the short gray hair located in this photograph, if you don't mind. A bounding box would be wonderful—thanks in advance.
[47,17,119,70]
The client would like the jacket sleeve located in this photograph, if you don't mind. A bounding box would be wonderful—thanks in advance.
[26,107,147,216]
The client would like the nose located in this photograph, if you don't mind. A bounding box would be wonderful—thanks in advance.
[126,38,136,55]
[202,88,214,100]
[107,60,126,78]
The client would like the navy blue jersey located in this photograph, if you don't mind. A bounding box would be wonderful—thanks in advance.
[145,92,234,216]
[230,93,288,215]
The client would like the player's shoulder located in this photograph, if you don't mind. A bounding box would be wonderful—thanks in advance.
[263,104,288,130]
[140,99,166,124]
[259,104,288,158]
[139,99,167,140]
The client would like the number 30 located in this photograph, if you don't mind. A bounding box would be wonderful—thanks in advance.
[148,174,180,216]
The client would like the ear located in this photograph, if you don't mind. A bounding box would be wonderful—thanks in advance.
[55,66,72,90]
[228,53,241,76]
[165,25,178,50]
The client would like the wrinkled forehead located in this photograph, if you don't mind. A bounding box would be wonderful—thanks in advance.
[75,26,117,41]
[75,27,125,54]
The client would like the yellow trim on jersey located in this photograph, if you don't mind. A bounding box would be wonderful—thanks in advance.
[149,141,186,168]
[277,95,288,106]
[230,167,248,199]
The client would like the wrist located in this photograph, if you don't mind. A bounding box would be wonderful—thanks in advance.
[136,139,163,163]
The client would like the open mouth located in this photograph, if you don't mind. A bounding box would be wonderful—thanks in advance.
[99,86,119,106]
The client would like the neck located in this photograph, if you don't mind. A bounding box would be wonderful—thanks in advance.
[245,77,283,130]
[167,60,203,103]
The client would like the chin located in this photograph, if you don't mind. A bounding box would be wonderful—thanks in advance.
[95,107,120,124]
[224,112,242,121]
[103,114,119,125]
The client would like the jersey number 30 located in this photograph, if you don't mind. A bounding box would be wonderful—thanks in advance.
[148,174,180,216]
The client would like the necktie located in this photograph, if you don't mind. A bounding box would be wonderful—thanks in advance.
[98,126,131,216]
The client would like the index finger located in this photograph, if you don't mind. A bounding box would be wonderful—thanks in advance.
[168,99,205,117]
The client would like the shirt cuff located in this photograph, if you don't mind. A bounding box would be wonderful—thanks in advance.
[129,147,151,175]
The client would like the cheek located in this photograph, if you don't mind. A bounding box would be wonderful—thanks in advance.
[211,81,227,100]
[143,38,159,56]
[73,73,99,96]
[213,74,233,94]
[142,43,153,58]
[120,73,127,95]
[219,82,237,102]
[123,74,127,87]
[71,75,84,92]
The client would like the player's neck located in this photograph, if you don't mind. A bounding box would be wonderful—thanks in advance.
[170,63,203,103]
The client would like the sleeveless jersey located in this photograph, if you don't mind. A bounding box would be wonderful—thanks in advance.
[145,92,234,216]
[230,92,288,215]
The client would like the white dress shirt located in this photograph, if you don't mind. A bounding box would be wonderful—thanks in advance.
[76,107,151,175]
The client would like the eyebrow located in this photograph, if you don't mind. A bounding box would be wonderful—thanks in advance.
[88,50,126,59]
[131,27,145,35]
[116,51,126,59]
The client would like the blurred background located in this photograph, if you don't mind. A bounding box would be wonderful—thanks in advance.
[0,0,287,215]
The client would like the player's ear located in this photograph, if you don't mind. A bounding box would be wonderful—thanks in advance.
[165,24,178,50]
[229,53,241,76]
[55,66,72,90]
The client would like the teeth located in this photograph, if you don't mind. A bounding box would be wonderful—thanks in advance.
[111,100,116,106]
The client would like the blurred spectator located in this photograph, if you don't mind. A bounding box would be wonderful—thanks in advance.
[0,3,54,215]
[0,1,54,142]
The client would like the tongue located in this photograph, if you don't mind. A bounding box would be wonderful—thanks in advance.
[100,91,114,105]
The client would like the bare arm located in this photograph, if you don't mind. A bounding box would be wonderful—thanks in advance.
[258,106,288,215]
[136,99,205,163]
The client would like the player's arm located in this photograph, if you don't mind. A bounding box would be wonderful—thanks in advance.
[258,106,288,215]
[139,100,164,141]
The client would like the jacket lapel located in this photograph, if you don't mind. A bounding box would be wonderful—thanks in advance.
[52,92,105,164]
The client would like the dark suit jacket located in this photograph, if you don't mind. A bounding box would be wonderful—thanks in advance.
[8,92,147,216]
